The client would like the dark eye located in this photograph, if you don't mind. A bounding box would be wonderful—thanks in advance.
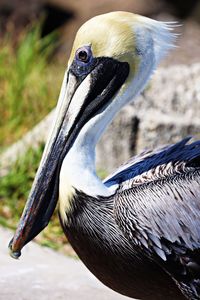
[75,46,92,64]
[77,50,88,62]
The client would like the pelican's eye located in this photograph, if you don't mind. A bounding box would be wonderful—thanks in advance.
[75,46,93,65]
[71,45,96,77]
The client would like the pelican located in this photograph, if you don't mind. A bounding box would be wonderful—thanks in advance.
[9,11,200,300]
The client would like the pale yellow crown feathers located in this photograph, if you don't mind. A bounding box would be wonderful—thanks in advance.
[68,11,177,69]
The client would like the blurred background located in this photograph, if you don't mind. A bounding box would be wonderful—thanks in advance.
[0,0,200,256]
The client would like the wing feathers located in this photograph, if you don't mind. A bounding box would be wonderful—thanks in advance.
[105,137,200,188]
[111,138,200,298]
[114,170,200,253]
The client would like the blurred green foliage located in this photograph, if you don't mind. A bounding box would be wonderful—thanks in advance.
[0,145,44,229]
[0,24,70,254]
[0,24,64,151]
[0,144,69,253]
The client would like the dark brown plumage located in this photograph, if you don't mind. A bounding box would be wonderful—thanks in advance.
[60,191,184,300]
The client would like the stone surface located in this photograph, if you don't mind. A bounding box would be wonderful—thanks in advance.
[136,111,200,153]
[0,227,131,300]
[0,110,55,176]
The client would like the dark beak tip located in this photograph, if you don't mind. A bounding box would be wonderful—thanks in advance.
[8,238,21,260]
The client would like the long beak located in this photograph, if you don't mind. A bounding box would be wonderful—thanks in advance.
[9,57,129,259]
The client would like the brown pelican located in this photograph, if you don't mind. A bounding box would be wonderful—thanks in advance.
[9,11,200,300]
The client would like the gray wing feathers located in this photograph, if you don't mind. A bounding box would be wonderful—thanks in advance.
[111,138,200,298]
[114,170,200,259]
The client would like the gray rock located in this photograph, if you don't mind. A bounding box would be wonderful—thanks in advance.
[136,111,200,153]
[0,110,55,177]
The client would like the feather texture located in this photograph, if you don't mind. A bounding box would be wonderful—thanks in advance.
[108,138,200,299]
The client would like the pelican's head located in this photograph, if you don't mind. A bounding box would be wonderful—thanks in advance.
[69,11,175,83]
[9,11,176,258]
